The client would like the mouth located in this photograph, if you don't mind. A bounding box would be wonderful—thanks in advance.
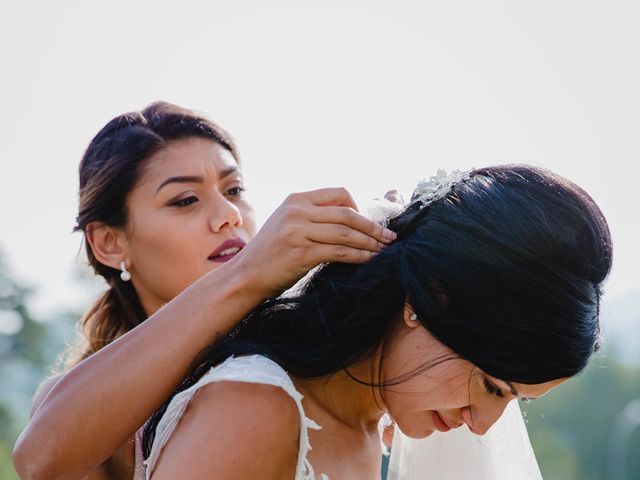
[432,411,453,433]
[208,238,246,263]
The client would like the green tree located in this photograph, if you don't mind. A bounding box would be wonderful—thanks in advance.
[0,249,70,480]
[525,358,640,480]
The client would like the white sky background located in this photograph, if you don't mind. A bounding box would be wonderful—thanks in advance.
[0,0,638,318]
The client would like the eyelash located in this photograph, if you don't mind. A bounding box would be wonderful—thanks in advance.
[483,377,535,403]
[226,186,246,197]
[172,196,198,207]
[483,377,505,398]
[170,187,246,208]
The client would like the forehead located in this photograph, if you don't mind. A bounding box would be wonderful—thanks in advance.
[141,137,238,183]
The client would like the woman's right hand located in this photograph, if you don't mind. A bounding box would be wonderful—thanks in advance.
[233,187,397,299]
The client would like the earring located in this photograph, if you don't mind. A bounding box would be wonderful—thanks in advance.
[120,260,131,282]
[410,313,418,321]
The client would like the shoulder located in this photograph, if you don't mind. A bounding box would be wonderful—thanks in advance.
[150,380,300,479]
[31,372,66,416]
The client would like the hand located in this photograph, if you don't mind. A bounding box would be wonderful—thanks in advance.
[233,187,397,299]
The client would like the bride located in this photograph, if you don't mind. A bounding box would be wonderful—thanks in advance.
[142,165,612,478]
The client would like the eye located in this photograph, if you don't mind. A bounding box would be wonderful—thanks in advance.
[483,377,505,398]
[171,196,199,207]
[225,186,246,197]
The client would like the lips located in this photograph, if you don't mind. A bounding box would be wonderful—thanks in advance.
[208,238,246,263]
[432,411,453,433]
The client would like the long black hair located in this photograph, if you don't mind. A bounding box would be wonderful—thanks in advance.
[143,164,612,456]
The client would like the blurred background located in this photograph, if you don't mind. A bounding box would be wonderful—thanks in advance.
[1,1,639,479]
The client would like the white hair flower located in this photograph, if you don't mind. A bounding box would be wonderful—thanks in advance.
[365,198,405,225]
[413,169,472,209]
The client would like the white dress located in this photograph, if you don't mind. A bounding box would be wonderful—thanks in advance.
[144,354,328,480]
[142,351,542,480]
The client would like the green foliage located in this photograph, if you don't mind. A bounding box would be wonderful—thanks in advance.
[0,254,49,367]
[525,358,640,480]
[0,440,19,480]
[0,248,75,479]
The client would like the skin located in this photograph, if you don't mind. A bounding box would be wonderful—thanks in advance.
[13,137,396,480]
[150,305,568,479]
[377,307,567,439]
[110,139,257,314]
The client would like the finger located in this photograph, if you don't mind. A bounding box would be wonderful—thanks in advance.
[305,223,385,252]
[308,205,397,243]
[311,243,378,265]
[299,187,359,210]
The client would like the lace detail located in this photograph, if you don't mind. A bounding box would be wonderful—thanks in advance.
[132,426,145,480]
[144,355,328,479]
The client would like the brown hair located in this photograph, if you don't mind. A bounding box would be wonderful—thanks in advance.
[66,101,239,367]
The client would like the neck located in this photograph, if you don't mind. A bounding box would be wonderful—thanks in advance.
[293,351,387,432]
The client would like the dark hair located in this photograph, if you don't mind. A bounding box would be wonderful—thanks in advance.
[143,164,612,456]
[68,101,239,365]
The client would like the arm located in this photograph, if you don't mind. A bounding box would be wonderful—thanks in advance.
[30,374,64,417]
[13,188,395,480]
[150,381,300,479]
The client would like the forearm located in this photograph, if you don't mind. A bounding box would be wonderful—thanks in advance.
[13,260,263,480]
[13,187,394,480]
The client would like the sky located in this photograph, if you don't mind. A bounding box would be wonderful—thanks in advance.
[0,0,639,320]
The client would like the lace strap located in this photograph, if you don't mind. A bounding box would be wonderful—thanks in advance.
[144,355,326,480]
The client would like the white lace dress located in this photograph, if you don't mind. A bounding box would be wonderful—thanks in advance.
[144,354,328,480]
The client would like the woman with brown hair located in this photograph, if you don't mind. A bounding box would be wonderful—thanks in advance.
[12,101,395,479]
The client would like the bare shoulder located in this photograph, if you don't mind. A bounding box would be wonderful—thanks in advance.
[151,380,301,480]
[31,372,66,416]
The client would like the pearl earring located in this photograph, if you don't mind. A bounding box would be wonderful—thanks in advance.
[410,313,418,321]
[120,260,131,282]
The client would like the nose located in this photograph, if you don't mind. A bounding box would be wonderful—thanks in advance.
[461,399,511,436]
[209,195,243,233]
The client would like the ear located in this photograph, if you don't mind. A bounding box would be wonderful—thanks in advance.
[86,222,129,270]
[403,302,421,329]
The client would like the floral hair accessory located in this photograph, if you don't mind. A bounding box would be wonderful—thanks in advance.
[365,197,405,226]
[412,169,472,209]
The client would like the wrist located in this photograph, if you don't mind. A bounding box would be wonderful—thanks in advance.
[217,254,270,305]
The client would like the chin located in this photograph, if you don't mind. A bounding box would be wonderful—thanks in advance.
[396,423,436,440]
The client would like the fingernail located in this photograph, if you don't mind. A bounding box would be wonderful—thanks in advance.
[383,229,397,241]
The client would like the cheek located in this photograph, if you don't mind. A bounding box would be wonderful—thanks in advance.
[383,368,469,414]
[382,370,472,439]
[133,224,200,263]
[239,203,257,238]
[380,327,466,406]
[128,222,208,294]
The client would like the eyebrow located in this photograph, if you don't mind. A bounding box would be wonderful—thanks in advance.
[504,381,519,396]
[155,166,240,194]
